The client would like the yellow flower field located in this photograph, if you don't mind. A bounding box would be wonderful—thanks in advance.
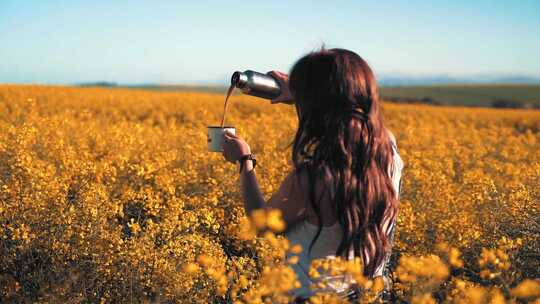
[0,85,539,303]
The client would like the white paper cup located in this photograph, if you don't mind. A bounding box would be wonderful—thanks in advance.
[207,126,235,152]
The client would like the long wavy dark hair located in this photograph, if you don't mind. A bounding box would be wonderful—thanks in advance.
[288,48,398,277]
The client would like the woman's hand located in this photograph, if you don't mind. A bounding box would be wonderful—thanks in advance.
[267,71,294,105]
[222,131,251,163]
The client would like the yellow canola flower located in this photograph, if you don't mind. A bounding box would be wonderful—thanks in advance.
[287,256,299,265]
[197,255,212,267]
[184,263,199,274]
[489,288,506,304]
[266,209,286,232]
[236,217,257,240]
[248,208,286,232]
[411,293,436,304]
[510,279,540,299]
[396,255,449,283]
[1,86,539,303]
[372,276,385,294]
[448,247,464,268]
[251,209,267,230]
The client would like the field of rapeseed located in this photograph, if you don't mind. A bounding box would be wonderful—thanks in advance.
[0,85,539,303]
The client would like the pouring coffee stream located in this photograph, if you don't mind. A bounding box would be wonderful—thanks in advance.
[220,84,235,128]
[219,70,282,128]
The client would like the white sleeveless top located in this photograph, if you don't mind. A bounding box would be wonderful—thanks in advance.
[285,142,404,298]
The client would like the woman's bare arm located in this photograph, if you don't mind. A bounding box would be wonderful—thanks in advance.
[238,160,265,215]
[222,131,307,229]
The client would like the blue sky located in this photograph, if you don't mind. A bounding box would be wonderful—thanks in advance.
[1,0,539,84]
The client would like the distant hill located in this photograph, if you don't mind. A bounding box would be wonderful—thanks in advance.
[377,75,540,86]
[379,84,540,109]
[78,81,118,87]
[75,78,540,109]
[77,83,230,94]
[126,84,229,94]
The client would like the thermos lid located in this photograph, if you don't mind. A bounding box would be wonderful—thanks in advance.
[231,71,248,88]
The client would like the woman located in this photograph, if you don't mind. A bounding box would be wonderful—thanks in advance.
[222,48,404,302]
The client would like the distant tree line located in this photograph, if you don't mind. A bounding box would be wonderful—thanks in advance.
[78,81,118,87]
[383,96,443,106]
[383,96,540,110]
[490,99,540,109]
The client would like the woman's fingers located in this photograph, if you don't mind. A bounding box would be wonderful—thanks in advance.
[223,131,232,139]
[268,70,288,82]
[221,141,235,163]
[267,71,293,105]
[267,70,278,77]
[221,132,251,164]
[223,130,238,140]
[275,71,288,79]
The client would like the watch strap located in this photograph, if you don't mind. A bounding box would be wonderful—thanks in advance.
[239,154,256,173]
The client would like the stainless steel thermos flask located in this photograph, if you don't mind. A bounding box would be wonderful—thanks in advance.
[231,70,281,100]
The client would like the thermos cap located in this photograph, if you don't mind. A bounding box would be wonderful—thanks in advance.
[231,71,249,88]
